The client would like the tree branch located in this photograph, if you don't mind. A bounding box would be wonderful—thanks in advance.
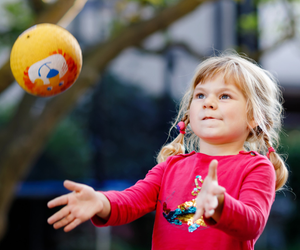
[136,41,205,60]
[255,0,296,60]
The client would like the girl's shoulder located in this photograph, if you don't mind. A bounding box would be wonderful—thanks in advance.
[164,151,197,165]
[238,150,275,174]
[178,151,197,158]
[165,151,197,160]
[239,150,269,162]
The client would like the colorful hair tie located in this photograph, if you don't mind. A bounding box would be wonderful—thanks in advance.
[176,121,186,134]
[267,147,275,159]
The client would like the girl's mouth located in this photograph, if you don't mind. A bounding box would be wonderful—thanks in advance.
[203,117,215,120]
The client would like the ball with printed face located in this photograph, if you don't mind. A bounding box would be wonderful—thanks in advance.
[10,23,82,97]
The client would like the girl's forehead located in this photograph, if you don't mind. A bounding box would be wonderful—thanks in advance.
[195,73,240,88]
[193,73,247,97]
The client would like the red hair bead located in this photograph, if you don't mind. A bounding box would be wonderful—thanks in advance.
[176,121,186,134]
[267,147,275,159]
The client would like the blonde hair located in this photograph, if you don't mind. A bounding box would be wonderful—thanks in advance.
[157,52,288,191]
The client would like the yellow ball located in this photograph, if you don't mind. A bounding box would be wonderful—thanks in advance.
[10,23,82,97]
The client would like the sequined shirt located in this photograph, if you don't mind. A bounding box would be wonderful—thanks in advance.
[92,151,276,250]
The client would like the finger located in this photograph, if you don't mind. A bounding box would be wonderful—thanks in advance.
[64,218,82,232]
[47,194,69,209]
[193,207,204,223]
[212,186,226,196]
[208,160,218,180]
[204,209,215,218]
[48,205,70,225]
[53,213,75,230]
[205,196,218,211]
[64,180,84,193]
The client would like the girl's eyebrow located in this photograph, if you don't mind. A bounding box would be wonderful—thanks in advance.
[194,85,238,94]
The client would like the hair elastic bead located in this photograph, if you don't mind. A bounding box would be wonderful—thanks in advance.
[267,147,275,159]
[176,121,186,134]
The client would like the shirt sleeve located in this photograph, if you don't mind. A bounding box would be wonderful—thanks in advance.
[204,158,276,241]
[91,161,166,227]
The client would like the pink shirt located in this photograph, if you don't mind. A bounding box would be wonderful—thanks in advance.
[92,151,276,250]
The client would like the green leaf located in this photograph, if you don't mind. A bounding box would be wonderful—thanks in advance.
[239,12,258,33]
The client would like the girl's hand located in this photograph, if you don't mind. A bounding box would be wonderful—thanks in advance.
[47,180,110,232]
[193,160,226,223]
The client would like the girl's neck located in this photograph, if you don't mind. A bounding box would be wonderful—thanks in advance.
[199,140,245,156]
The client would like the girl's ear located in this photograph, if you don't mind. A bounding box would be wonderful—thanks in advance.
[248,119,257,129]
[247,109,257,129]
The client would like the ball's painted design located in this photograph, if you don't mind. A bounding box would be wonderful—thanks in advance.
[10,23,82,97]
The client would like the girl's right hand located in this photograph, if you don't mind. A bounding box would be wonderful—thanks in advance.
[47,180,110,232]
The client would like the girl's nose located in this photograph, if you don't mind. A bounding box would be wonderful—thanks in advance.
[203,96,217,109]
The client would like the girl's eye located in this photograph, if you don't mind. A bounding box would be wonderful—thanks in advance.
[220,94,230,99]
[196,93,205,99]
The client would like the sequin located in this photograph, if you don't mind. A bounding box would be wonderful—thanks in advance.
[162,175,207,232]
[174,219,182,225]
[191,175,203,196]
[188,223,200,233]
[163,197,207,232]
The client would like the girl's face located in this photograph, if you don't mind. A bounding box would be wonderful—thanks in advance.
[189,74,252,152]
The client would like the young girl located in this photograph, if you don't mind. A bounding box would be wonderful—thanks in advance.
[48,53,288,250]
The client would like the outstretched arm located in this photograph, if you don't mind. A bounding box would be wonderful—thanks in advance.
[193,159,226,223]
[47,180,111,232]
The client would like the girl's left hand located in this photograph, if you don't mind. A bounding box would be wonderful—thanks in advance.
[193,159,226,223]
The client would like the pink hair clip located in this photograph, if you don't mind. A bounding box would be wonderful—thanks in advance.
[176,121,186,134]
[267,147,275,159]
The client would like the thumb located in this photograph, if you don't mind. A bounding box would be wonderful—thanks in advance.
[208,160,218,180]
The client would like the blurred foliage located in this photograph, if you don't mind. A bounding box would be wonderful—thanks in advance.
[281,129,300,196]
[278,129,300,250]
[239,12,258,34]
[26,115,93,181]
[88,72,175,182]
[0,1,35,46]
[0,104,17,127]
[111,0,178,34]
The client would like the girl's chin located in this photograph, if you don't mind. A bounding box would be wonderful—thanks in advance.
[199,136,225,144]
[198,132,223,140]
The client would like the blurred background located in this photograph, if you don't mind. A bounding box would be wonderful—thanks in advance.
[0,0,299,249]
